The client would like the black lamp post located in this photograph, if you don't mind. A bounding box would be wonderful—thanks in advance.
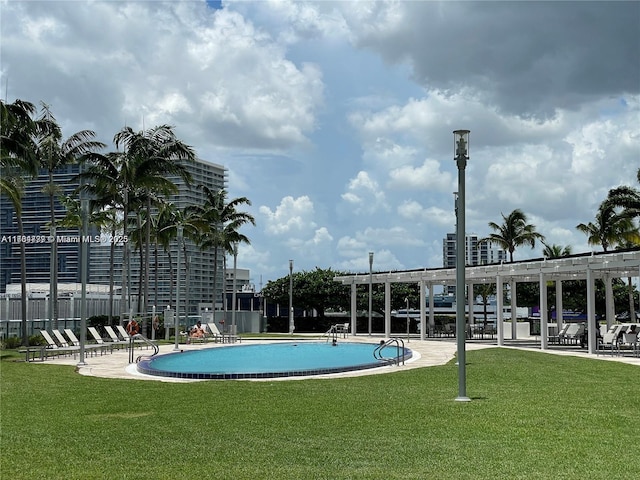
[454,129,471,402]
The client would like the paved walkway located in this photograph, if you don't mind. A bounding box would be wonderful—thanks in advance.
[33,335,639,382]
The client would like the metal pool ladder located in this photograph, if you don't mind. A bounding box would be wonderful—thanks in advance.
[130,334,160,364]
[373,338,406,366]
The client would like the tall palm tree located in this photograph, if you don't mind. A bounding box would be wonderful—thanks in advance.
[606,168,640,222]
[112,125,195,321]
[603,171,640,320]
[1,99,42,346]
[481,209,545,262]
[35,103,105,329]
[576,202,635,252]
[197,187,255,320]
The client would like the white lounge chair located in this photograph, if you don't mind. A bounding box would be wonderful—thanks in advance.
[104,326,131,348]
[63,328,106,355]
[88,327,117,352]
[115,325,148,348]
[39,330,79,358]
[207,322,238,343]
[620,332,639,357]
[597,332,619,356]
[560,323,584,345]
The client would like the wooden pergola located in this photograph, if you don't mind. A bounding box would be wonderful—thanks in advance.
[333,248,640,354]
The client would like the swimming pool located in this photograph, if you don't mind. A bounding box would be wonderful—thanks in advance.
[136,341,412,379]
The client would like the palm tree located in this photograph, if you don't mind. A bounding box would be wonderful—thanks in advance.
[481,209,545,262]
[1,99,42,346]
[112,125,195,321]
[35,103,105,329]
[197,187,255,320]
[606,168,640,222]
[576,202,635,252]
[542,242,572,259]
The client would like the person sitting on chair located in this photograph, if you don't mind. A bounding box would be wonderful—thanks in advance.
[189,321,206,339]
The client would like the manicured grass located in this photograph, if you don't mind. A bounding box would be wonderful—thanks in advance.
[1,348,638,479]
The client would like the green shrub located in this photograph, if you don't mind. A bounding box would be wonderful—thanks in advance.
[1,336,22,349]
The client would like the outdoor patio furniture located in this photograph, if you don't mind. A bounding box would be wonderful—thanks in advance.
[551,324,570,344]
[620,332,639,357]
[63,328,107,355]
[87,327,117,352]
[115,325,149,348]
[597,332,619,356]
[560,324,584,345]
[104,326,133,348]
[39,330,79,358]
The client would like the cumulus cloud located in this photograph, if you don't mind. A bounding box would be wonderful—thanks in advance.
[342,1,640,117]
[341,171,388,215]
[259,195,317,235]
[1,1,324,151]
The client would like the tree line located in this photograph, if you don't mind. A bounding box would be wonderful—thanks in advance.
[1,99,255,346]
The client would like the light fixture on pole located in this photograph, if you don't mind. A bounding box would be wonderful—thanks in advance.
[289,260,294,335]
[453,129,471,402]
[368,252,374,336]
[173,225,183,351]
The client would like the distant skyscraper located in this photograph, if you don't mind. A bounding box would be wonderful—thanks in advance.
[443,233,507,268]
[443,233,507,295]
[89,157,228,317]
[0,163,98,293]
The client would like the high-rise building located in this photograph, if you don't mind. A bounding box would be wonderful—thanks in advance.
[89,157,228,317]
[443,233,507,268]
[0,163,99,293]
[442,233,507,295]
[1,157,229,321]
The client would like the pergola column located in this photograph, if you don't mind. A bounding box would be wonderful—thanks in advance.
[350,283,357,335]
[496,274,504,346]
[428,285,435,337]
[604,275,614,329]
[539,272,548,350]
[419,281,426,340]
[468,282,474,337]
[586,267,597,354]
[384,280,391,337]
[510,278,517,340]
[555,279,563,336]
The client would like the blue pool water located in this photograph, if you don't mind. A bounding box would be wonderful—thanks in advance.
[137,341,412,379]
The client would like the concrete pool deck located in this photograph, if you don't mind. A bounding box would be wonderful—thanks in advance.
[33,335,639,382]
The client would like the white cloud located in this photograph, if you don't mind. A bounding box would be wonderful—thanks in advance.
[259,195,317,236]
[388,158,453,191]
[341,171,388,215]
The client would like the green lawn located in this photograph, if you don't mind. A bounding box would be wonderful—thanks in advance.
[1,348,638,479]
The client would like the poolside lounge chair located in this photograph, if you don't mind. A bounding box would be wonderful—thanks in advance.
[208,322,239,343]
[52,329,74,348]
[335,323,350,338]
[39,330,79,358]
[560,324,584,345]
[88,327,118,352]
[205,323,223,342]
[115,325,149,348]
[63,328,106,355]
[597,332,619,356]
[551,324,570,344]
[620,332,639,357]
[104,326,132,348]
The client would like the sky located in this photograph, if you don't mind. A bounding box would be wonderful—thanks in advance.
[1,0,639,289]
